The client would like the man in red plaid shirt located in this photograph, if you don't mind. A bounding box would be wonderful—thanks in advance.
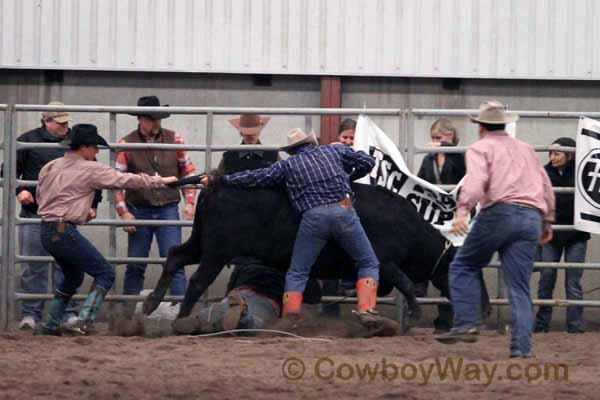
[116,96,196,298]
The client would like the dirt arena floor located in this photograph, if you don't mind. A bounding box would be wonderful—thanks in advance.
[0,315,598,400]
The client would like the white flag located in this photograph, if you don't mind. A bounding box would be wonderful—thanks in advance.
[575,116,600,234]
[353,115,467,245]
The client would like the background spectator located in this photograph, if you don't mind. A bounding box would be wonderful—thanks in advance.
[217,114,278,174]
[116,96,196,298]
[415,118,465,332]
[535,137,590,333]
[417,118,465,184]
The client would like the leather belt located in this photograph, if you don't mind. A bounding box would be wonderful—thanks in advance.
[42,219,74,233]
[324,196,353,209]
[513,202,536,210]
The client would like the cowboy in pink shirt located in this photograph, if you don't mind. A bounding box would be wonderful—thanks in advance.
[436,101,555,358]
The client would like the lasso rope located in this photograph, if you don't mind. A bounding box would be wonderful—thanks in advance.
[184,328,332,342]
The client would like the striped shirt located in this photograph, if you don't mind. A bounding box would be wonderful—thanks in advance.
[114,131,196,216]
[222,144,375,213]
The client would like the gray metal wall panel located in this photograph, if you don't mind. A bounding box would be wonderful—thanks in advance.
[2,0,599,79]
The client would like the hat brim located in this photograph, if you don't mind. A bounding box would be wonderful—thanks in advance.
[281,132,319,152]
[469,113,519,124]
[228,116,271,135]
[52,114,70,124]
[60,135,111,149]
[128,104,171,120]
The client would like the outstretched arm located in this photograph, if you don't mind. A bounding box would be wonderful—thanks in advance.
[220,162,286,188]
[337,146,376,180]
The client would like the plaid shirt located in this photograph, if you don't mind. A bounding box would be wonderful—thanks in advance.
[221,144,375,213]
[115,131,196,216]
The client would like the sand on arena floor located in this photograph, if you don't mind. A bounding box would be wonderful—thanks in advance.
[0,323,597,400]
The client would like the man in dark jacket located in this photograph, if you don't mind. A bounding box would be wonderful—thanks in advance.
[535,137,590,333]
[8,102,100,330]
[217,114,279,174]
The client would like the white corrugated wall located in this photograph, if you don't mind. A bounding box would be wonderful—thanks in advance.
[1,0,599,79]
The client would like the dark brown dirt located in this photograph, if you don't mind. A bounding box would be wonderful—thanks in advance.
[0,325,597,400]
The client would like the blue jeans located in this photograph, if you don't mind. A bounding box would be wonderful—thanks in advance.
[19,215,79,321]
[199,288,279,332]
[123,203,187,296]
[286,204,380,293]
[450,203,542,355]
[40,222,116,296]
[535,241,587,331]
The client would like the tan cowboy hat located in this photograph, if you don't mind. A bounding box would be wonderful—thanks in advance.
[281,128,318,152]
[42,101,70,124]
[228,114,271,135]
[470,100,519,124]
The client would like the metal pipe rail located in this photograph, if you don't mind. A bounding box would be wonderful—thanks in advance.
[436,183,574,194]
[15,255,600,271]
[16,141,283,152]
[3,104,600,332]
[12,293,600,308]
[14,104,403,116]
[414,145,576,154]
[17,255,167,264]
[411,109,600,119]
[17,217,193,227]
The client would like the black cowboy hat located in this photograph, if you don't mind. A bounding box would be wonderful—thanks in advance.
[128,96,171,120]
[60,124,110,149]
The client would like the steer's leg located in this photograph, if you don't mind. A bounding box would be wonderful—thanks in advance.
[143,240,202,315]
[379,262,422,323]
[177,254,228,318]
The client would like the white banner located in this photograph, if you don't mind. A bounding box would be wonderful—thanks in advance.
[353,115,467,246]
[575,117,600,234]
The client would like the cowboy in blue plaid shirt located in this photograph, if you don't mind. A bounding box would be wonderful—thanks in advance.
[203,128,394,331]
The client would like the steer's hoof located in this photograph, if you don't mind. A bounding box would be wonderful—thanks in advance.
[407,305,422,326]
[142,293,162,315]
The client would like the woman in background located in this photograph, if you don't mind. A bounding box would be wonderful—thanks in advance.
[416,118,465,332]
[535,137,589,334]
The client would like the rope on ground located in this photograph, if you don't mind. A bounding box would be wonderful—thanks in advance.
[186,328,333,342]
[583,286,600,295]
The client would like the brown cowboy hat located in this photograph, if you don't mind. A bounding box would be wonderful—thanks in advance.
[228,114,270,135]
[280,128,318,152]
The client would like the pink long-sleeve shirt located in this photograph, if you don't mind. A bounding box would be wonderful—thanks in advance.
[457,131,555,222]
[37,152,164,224]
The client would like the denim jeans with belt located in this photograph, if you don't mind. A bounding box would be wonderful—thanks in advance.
[40,222,116,296]
[535,241,587,332]
[123,203,187,296]
[285,203,380,293]
[19,210,79,321]
[450,203,542,355]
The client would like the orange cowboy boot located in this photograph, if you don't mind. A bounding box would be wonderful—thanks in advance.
[355,277,399,336]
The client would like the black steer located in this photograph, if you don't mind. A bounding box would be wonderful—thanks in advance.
[144,182,490,325]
